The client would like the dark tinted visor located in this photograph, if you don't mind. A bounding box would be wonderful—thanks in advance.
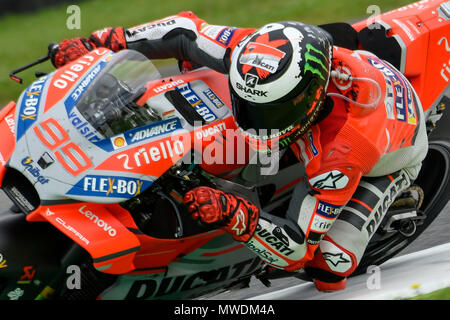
[231,78,322,135]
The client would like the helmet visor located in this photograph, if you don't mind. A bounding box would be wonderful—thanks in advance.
[231,78,324,139]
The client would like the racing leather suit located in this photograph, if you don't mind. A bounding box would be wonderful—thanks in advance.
[80,11,429,285]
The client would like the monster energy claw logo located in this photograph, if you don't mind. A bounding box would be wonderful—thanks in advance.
[304,44,328,81]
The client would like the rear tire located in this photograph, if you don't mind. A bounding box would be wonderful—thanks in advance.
[354,142,450,275]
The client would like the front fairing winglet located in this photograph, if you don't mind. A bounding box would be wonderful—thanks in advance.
[27,203,140,274]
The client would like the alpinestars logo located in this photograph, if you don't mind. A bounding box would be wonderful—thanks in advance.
[231,209,246,236]
[309,170,349,190]
[304,43,329,81]
[240,33,288,79]
[323,252,351,267]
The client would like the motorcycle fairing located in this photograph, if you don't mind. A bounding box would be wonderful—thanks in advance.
[28,203,141,274]
[352,0,450,112]
[99,233,265,299]
[7,50,255,276]
[0,101,16,183]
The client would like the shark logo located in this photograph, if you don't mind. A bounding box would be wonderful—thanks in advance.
[245,73,259,88]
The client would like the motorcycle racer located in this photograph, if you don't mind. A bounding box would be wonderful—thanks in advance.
[52,11,429,292]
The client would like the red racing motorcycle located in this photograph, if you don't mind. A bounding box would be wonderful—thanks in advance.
[0,0,449,300]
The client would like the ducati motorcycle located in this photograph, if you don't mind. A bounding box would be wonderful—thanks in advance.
[0,0,449,300]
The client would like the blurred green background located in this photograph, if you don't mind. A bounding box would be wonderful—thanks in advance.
[0,0,413,106]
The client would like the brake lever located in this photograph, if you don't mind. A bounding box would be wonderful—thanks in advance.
[9,42,59,84]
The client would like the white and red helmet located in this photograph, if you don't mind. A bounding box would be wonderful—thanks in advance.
[229,22,332,151]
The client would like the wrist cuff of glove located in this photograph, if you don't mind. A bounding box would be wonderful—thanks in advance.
[90,27,127,52]
[224,197,259,243]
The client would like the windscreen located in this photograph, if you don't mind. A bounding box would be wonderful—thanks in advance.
[75,50,163,138]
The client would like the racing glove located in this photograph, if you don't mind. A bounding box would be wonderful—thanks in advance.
[51,27,127,68]
[184,187,259,242]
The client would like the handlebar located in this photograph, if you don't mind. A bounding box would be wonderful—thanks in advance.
[9,42,59,84]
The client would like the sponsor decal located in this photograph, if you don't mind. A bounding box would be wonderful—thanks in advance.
[383,76,396,120]
[306,230,324,245]
[21,157,49,184]
[17,266,36,284]
[64,61,106,113]
[395,0,432,13]
[240,42,286,76]
[323,252,351,268]
[405,82,417,125]
[243,124,294,140]
[153,79,184,93]
[116,139,185,170]
[7,288,24,300]
[78,205,117,237]
[67,63,104,105]
[437,37,450,82]
[55,216,90,245]
[128,19,177,37]
[68,109,102,143]
[231,209,246,236]
[0,253,7,269]
[195,122,227,140]
[16,76,48,141]
[129,119,182,143]
[176,83,217,122]
[124,257,262,299]
[216,27,237,46]
[365,171,409,237]
[441,61,450,82]
[307,130,318,156]
[304,43,329,81]
[95,28,109,40]
[96,118,182,152]
[367,57,415,123]
[235,82,268,97]
[310,214,334,233]
[201,24,227,39]
[5,114,15,135]
[52,50,110,90]
[244,73,258,88]
[245,239,282,265]
[309,170,349,190]
[45,49,110,112]
[67,175,152,199]
[254,224,295,257]
[392,18,415,42]
[202,88,225,108]
[62,60,108,142]
[315,201,342,218]
[320,240,352,273]
[112,134,127,150]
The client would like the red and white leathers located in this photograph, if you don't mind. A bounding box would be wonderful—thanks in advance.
[69,11,429,289]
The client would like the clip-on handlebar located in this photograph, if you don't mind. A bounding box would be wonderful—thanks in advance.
[9,42,58,84]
